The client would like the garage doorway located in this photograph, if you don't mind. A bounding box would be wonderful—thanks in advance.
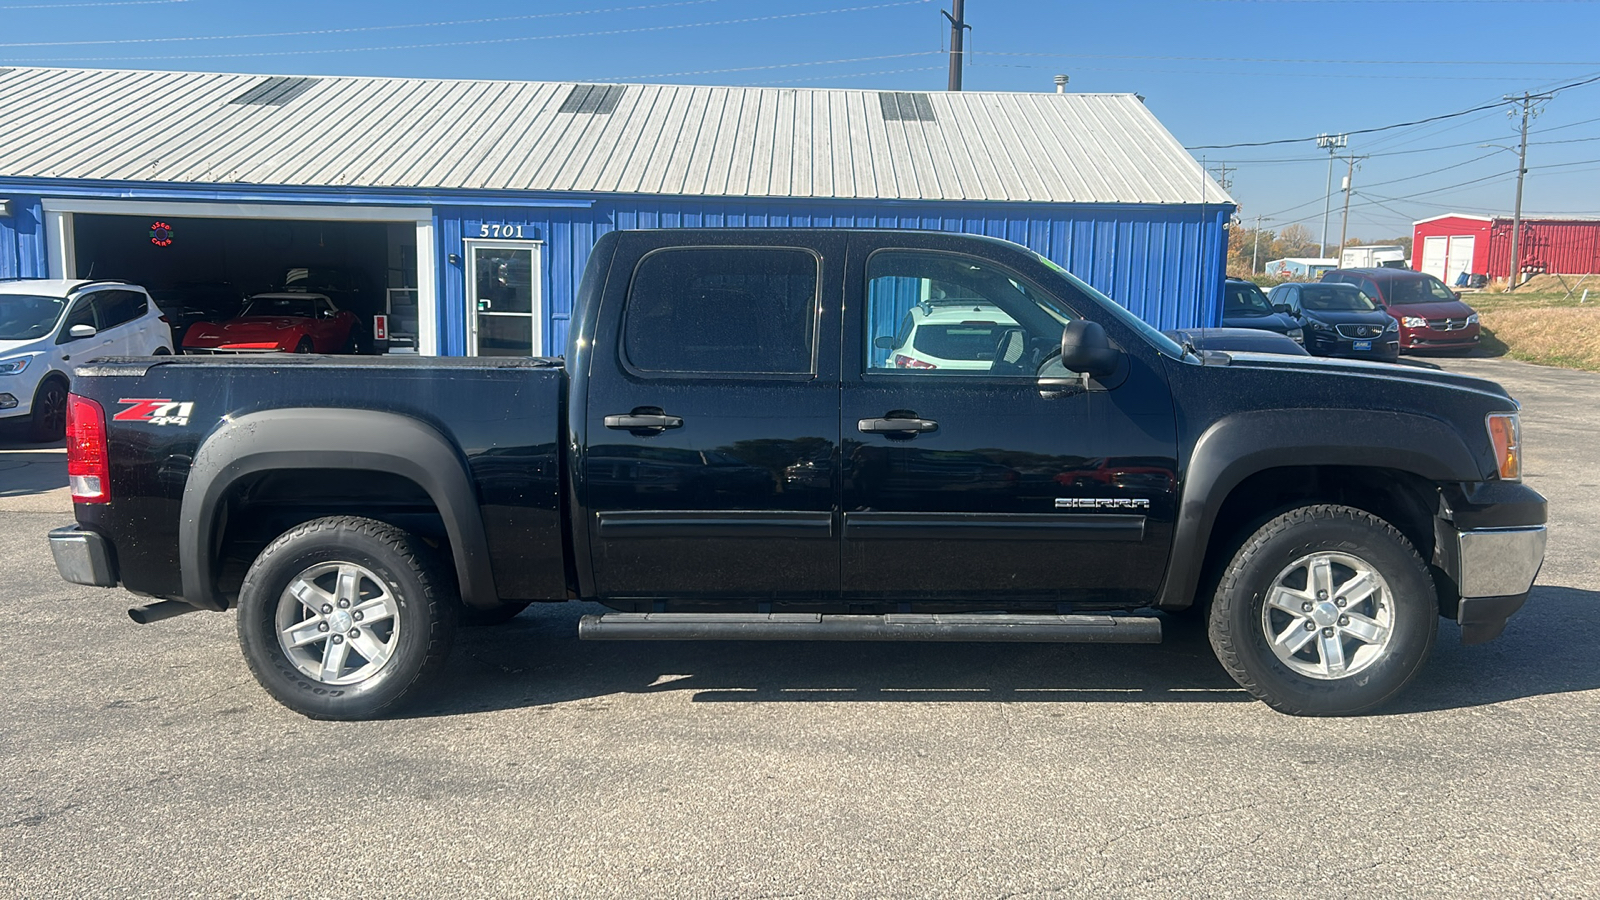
[42,200,436,354]
[465,239,541,357]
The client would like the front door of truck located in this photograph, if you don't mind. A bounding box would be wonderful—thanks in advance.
[839,235,1179,608]
[580,234,844,605]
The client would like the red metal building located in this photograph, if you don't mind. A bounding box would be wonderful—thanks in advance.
[1415,214,1600,283]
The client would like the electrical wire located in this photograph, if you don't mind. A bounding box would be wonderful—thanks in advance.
[0,0,724,48]
[969,50,1600,67]
[602,51,942,81]
[1186,73,1600,149]
[0,0,185,8]
[0,0,929,63]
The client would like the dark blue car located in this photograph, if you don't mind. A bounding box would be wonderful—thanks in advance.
[1267,282,1400,361]
[1221,278,1304,344]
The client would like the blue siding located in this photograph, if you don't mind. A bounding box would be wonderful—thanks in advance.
[443,197,1229,357]
[0,196,48,279]
[0,181,1230,354]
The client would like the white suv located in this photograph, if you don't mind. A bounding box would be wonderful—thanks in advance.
[0,280,174,441]
[877,300,1022,371]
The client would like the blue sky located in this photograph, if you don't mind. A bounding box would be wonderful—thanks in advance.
[3,0,1598,241]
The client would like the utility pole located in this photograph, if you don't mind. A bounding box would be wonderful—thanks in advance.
[1506,92,1547,289]
[1207,162,1236,193]
[1251,214,1266,275]
[944,0,969,91]
[1316,133,1347,259]
[1337,154,1362,261]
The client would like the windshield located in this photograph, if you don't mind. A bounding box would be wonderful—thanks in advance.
[242,297,317,318]
[1033,252,1187,358]
[0,294,67,341]
[1299,285,1378,312]
[1382,275,1458,304]
[1224,282,1274,316]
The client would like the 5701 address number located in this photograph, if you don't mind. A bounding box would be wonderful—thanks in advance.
[477,224,530,238]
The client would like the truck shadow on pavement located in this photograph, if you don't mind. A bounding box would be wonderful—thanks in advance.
[417,608,1253,717]
[1381,584,1600,716]
[0,447,68,497]
[414,584,1600,718]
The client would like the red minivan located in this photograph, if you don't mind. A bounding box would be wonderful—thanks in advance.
[1321,268,1480,352]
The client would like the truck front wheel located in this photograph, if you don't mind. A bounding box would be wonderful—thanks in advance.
[1208,504,1437,716]
[236,516,457,720]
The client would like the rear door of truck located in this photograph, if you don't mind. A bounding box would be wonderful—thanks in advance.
[578,232,844,604]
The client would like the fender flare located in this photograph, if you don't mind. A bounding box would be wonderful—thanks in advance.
[1155,408,1484,610]
[179,408,499,610]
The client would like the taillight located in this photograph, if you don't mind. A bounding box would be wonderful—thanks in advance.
[1486,413,1521,482]
[67,394,111,503]
[894,354,936,370]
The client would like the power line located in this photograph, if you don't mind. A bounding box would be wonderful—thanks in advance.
[605,51,942,81]
[0,0,724,48]
[0,0,929,63]
[0,0,186,8]
[1186,72,1600,149]
[969,50,1600,67]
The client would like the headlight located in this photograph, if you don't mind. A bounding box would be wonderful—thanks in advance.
[1287,327,1304,343]
[1467,313,1480,325]
[0,355,33,376]
[1308,320,1335,332]
[1384,319,1399,332]
[1487,413,1521,481]
[1401,316,1427,328]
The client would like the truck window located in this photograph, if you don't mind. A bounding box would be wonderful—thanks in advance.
[865,250,1074,375]
[623,247,818,376]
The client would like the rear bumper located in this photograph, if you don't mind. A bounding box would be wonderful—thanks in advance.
[49,524,119,587]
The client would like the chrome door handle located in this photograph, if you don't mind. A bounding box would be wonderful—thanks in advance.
[858,417,938,435]
[604,413,683,433]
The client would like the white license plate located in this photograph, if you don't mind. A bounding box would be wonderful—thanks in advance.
[1353,340,1373,350]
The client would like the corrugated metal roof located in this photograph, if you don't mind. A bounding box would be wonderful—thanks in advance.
[0,66,1233,206]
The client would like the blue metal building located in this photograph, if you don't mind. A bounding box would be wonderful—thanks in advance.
[0,68,1233,356]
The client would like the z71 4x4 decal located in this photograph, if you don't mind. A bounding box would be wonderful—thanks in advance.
[114,398,195,427]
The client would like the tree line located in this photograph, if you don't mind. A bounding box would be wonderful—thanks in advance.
[1228,223,1412,277]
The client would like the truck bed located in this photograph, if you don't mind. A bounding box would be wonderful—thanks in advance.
[70,354,568,606]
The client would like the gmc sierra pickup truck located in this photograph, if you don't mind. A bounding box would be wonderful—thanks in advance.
[49,229,1548,719]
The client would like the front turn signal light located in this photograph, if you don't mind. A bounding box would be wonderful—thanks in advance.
[1487,413,1521,481]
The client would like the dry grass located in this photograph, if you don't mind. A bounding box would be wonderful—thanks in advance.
[1479,306,1600,372]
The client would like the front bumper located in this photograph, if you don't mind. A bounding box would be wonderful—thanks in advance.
[49,524,119,588]
[1434,482,1548,643]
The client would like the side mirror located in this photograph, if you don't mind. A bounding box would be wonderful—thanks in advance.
[1453,290,1463,300]
[1273,304,1292,315]
[873,336,895,350]
[1060,320,1121,378]
[68,324,97,340]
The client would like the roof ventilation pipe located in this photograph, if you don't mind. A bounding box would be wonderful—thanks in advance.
[1054,74,1068,93]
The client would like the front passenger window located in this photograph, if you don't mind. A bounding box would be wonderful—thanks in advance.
[865,250,1075,376]
[56,297,99,343]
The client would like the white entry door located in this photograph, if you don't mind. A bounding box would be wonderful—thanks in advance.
[1444,236,1475,286]
[465,239,542,356]
[1420,236,1449,281]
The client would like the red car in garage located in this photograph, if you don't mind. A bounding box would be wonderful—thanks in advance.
[182,292,357,354]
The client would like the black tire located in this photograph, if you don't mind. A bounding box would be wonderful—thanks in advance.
[152,347,171,356]
[236,516,457,720]
[28,376,68,443]
[459,601,530,627]
[1208,504,1437,716]
[293,337,314,354]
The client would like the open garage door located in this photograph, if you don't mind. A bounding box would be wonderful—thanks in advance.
[42,200,435,355]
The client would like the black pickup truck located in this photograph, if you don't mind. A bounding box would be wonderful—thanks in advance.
[50,229,1547,719]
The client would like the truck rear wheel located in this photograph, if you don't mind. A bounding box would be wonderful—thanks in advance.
[1207,504,1436,716]
[236,516,457,720]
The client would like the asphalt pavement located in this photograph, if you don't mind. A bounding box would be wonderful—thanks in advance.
[1,356,1596,899]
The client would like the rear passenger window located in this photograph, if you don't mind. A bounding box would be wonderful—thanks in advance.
[623,248,818,375]
[96,290,147,329]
